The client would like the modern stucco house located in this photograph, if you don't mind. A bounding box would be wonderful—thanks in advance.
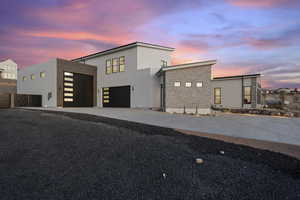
[17,42,262,113]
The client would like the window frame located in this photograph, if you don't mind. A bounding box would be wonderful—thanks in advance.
[196,82,203,88]
[214,88,221,104]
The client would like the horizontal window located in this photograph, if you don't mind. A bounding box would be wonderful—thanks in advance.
[196,82,203,87]
[64,98,73,102]
[185,82,192,87]
[103,91,109,95]
[103,96,109,99]
[103,100,109,103]
[64,88,74,92]
[64,93,73,97]
[174,82,181,87]
[64,72,73,76]
[103,88,109,91]
[64,82,73,87]
[40,72,46,78]
[64,77,73,82]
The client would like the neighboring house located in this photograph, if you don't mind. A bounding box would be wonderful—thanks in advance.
[263,89,300,110]
[211,74,262,109]
[0,59,18,80]
[18,42,262,113]
[17,58,97,107]
[0,60,17,108]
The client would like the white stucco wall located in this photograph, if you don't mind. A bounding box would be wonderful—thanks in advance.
[137,46,172,108]
[17,59,57,107]
[211,79,243,108]
[82,45,172,109]
[0,59,18,80]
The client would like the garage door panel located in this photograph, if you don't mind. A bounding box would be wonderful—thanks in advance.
[63,72,93,107]
[103,86,130,108]
[0,94,10,108]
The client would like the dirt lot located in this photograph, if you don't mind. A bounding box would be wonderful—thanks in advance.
[0,109,299,200]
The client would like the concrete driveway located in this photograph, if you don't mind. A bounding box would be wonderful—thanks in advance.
[25,107,300,146]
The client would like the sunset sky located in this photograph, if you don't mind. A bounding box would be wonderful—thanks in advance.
[1,0,300,88]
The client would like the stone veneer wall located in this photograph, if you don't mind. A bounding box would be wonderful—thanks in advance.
[164,65,212,114]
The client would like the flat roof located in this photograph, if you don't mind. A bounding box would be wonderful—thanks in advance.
[72,42,175,62]
[156,60,217,76]
[213,74,261,80]
[163,60,217,71]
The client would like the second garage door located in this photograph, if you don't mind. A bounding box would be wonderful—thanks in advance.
[103,86,130,108]
[63,72,93,107]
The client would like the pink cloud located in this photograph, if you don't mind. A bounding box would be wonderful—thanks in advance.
[227,0,299,7]
[23,30,134,46]
[244,37,286,50]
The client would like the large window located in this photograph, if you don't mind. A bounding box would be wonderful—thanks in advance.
[119,56,125,72]
[106,59,112,74]
[243,86,252,104]
[112,58,119,73]
[214,88,221,104]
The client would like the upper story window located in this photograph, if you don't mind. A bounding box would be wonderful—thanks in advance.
[22,76,27,81]
[161,60,168,67]
[30,74,35,80]
[106,59,112,74]
[244,86,252,104]
[106,56,125,74]
[119,56,125,72]
[214,88,221,104]
[112,58,119,73]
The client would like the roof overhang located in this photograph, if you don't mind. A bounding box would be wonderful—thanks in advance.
[72,42,175,62]
[156,60,217,76]
[213,74,261,81]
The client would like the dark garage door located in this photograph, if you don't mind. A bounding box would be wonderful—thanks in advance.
[0,94,10,108]
[103,86,130,108]
[63,72,93,107]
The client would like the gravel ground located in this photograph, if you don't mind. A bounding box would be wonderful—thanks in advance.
[0,109,300,200]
